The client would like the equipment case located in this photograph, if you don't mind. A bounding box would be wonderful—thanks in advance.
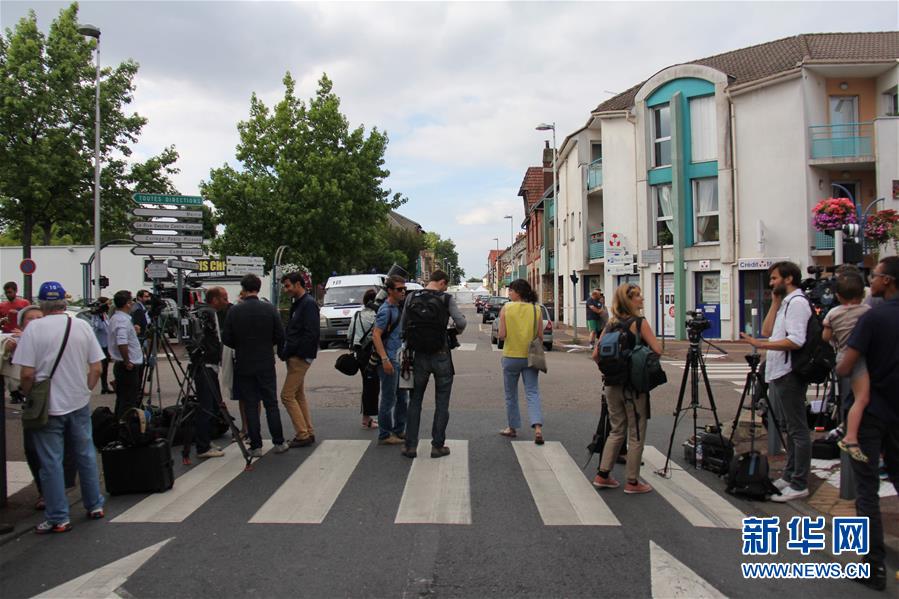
[101,439,174,495]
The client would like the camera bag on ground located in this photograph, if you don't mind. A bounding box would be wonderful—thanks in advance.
[91,406,119,449]
[726,451,780,500]
[785,295,835,385]
[812,437,840,459]
[684,432,734,475]
[596,317,637,385]
[101,438,174,495]
[403,291,450,353]
[119,407,159,448]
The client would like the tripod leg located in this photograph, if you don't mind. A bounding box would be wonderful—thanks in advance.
[659,352,693,476]
[728,371,754,444]
[198,364,251,467]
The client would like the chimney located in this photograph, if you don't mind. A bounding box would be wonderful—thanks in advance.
[542,140,553,169]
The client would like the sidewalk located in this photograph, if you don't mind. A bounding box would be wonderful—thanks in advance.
[552,322,899,560]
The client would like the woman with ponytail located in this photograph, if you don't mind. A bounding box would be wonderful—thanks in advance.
[497,279,545,444]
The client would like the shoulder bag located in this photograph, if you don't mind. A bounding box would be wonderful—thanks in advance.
[22,317,72,430]
[527,303,547,373]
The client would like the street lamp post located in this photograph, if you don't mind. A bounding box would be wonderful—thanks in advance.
[536,122,558,325]
[79,24,102,301]
[493,237,500,294]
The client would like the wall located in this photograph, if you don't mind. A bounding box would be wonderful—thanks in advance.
[824,77,878,122]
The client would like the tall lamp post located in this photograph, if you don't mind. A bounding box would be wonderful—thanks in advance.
[79,23,102,301]
[536,122,558,325]
[492,237,500,294]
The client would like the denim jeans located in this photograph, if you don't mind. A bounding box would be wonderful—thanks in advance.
[234,369,284,449]
[768,371,811,491]
[501,357,543,429]
[32,404,104,524]
[405,350,454,449]
[378,352,408,440]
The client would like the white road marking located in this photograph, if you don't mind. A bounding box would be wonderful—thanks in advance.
[6,461,34,495]
[396,439,471,525]
[33,538,174,598]
[642,446,744,529]
[456,343,477,351]
[112,442,269,523]
[650,540,725,598]
[319,348,340,353]
[249,440,369,524]
[513,441,619,526]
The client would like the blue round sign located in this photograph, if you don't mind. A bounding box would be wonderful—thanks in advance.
[20,258,36,275]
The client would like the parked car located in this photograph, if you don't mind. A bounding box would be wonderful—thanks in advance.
[491,303,553,351]
[481,296,509,323]
[475,295,490,313]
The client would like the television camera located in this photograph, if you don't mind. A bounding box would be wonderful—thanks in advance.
[799,266,836,314]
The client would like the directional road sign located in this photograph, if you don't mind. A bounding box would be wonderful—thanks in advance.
[132,234,204,244]
[167,259,198,270]
[133,193,203,206]
[606,253,634,266]
[227,264,264,277]
[226,255,264,266]
[131,246,204,257]
[132,207,203,219]
[145,261,169,279]
[132,221,204,232]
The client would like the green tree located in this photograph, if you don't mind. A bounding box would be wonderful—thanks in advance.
[0,3,181,297]
[423,232,464,284]
[204,73,403,284]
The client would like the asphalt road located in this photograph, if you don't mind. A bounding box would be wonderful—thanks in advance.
[0,305,890,598]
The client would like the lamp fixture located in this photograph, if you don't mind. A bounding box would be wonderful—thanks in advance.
[839,81,849,91]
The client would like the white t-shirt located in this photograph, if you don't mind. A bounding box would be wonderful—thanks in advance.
[765,289,812,383]
[107,310,143,364]
[12,313,105,416]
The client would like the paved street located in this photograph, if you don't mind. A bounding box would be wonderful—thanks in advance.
[1,306,894,598]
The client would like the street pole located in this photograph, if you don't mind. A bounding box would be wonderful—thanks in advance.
[536,122,559,325]
[79,24,102,302]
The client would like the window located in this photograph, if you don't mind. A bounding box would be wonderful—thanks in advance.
[886,87,899,115]
[562,216,567,245]
[652,105,671,167]
[693,178,719,243]
[570,211,576,241]
[653,184,673,246]
[591,143,603,162]
[689,95,716,162]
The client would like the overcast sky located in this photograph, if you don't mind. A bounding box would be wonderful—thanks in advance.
[3,1,894,278]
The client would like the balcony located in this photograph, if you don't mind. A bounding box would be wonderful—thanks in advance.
[809,122,874,164]
[587,158,603,191]
[548,251,555,273]
[813,230,877,253]
[545,199,554,220]
[589,229,605,260]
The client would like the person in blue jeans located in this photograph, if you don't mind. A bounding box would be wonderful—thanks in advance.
[373,275,408,445]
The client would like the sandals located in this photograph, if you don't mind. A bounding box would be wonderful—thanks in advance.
[534,431,545,446]
[838,440,869,463]
[499,428,517,438]
[361,419,378,429]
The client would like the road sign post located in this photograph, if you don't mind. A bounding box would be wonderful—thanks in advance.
[133,193,204,206]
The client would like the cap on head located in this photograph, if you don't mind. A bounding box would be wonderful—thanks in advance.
[38,281,66,301]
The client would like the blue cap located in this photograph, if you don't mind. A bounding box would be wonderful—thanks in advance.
[38,281,66,301]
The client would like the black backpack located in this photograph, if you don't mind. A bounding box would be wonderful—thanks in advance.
[596,317,638,386]
[785,295,835,385]
[403,290,451,353]
[726,451,780,500]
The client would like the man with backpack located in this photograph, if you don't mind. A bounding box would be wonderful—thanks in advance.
[399,271,466,459]
[373,276,408,445]
[738,261,812,502]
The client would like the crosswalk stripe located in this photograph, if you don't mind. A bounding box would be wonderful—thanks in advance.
[641,446,744,529]
[112,441,270,523]
[650,540,725,598]
[512,441,619,526]
[6,461,33,495]
[249,440,369,524]
[396,440,471,525]
[457,343,477,351]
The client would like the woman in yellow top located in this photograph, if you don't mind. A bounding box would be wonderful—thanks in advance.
[497,279,544,444]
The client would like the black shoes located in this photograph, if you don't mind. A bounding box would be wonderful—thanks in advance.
[401,446,417,459]
[430,446,451,459]
[289,435,315,448]
[854,559,886,591]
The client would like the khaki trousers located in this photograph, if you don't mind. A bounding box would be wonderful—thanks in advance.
[281,357,315,440]
[598,385,648,482]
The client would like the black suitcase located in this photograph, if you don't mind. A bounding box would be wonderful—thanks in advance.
[101,439,174,495]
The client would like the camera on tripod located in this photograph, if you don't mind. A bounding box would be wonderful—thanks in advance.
[180,304,221,365]
[685,309,711,340]
[85,300,109,316]
[799,265,836,314]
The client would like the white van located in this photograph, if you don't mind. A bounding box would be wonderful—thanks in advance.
[319,274,385,349]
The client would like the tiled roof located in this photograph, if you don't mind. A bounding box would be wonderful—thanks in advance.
[518,166,546,208]
[594,32,899,113]
[387,210,423,233]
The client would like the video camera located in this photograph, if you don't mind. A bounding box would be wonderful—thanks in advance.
[85,300,109,316]
[148,292,167,320]
[685,309,711,342]
[370,263,411,311]
[799,266,836,314]
[180,304,222,365]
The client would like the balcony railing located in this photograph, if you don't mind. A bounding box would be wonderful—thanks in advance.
[587,158,603,190]
[814,230,877,252]
[809,122,874,160]
[589,229,604,260]
[548,251,555,273]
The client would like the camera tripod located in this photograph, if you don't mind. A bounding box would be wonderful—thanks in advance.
[656,327,726,478]
[727,350,764,450]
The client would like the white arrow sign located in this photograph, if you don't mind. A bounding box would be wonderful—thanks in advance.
[132,221,204,232]
[132,234,204,244]
[167,259,198,270]
[226,255,265,265]
[606,254,634,265]
[132,207,204,219]
[131,246,204,257]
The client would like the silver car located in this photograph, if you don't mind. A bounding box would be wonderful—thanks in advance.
[491,303,553,351]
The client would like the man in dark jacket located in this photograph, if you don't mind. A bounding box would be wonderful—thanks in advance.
[278,271,320,447]
[222,274,289,457]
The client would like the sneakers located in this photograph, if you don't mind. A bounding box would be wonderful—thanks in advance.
[289,436,315,448]
[623,480,653,494]
[273,442,291,454]
[772,478,791,491]
[770,486,809,502]
[854,558,886,591]
[431,446,451,459]
[87,507,105,520]
[249,447,265,458]
[35,520,72,534]
[378,434,404,446]
[592,474,620,489]
[197,448,225,459]
[400,446,417,459]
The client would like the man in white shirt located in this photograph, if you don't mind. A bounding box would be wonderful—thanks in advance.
[108,290,145,417]
[13,281,106,533]
[739,261,811,502]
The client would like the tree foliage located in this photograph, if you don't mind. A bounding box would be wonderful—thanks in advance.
[203,73,404,284]
[0,3,182,295]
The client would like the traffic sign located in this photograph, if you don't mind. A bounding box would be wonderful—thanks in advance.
[131,246,204,257]
[226,264,264,277]
[20,258,36,275]
[145,261,169,279]
[226,255,264,266]
[640,249,662,264]
[132,234,204,244]
[167,259,197,270]
[606,253,633,266]
[133,193,203,206]
[132,221,204,232]
[608,263,637,275]
[132,207,203,219]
